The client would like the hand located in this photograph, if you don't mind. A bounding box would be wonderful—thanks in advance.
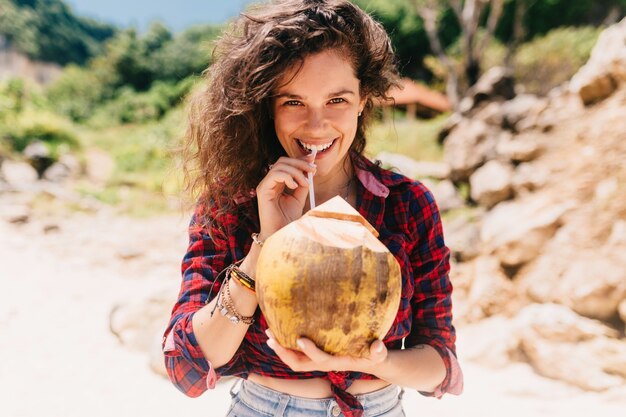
[256,155,316,238]
[265,329,388,375]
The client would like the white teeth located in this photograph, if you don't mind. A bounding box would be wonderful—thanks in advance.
[298,140,334,152]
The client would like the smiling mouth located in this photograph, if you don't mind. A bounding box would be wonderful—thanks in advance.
[297,139,336,154]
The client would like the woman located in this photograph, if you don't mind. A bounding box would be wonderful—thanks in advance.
[162,1,463,416]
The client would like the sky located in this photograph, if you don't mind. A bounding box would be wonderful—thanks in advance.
[65,0,254,32]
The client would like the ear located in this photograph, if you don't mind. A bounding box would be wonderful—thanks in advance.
[358,96,366,115]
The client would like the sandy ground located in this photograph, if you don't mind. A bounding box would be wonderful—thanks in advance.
[1,210,625,417]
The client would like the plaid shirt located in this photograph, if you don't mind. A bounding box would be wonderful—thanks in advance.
[163,155,463,416]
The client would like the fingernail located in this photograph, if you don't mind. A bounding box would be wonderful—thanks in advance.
[308,162,316,168]
[297,339,305,350]
[375,342,384,353]
[266,338,276,349]
[265,329,272,338]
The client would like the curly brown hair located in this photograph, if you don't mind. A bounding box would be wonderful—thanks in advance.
[182,0,399,229]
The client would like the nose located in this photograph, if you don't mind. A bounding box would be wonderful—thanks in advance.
[305,107,329,132]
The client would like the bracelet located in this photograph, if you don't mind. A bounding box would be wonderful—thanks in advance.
[217,277,255,325]
[251,233,265,247]
[231,266,255,293]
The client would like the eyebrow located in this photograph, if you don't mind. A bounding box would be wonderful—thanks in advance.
[274,89,356,99]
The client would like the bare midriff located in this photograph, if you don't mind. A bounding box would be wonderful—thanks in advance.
[248,373,391,398]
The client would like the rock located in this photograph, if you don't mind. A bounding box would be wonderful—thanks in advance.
[557,254,626,321]
[469,160,514,208]
[1,160,38,188]
[445,217,481,262]
[23,141,53,176]
[465,256,518,322]
[501,94,547,131]
[570,17,626,104]
[109,292,173,352]
[512,162,549,194]
[473,101,504,127]
[43,162,71,183]
[608,220,626,246]
[375,151,450,179]
[437,112,463,143]
[43,223,60,233]
[459,315,519,367]
[444,119,499,182]
[117,246,143,261]
[496,131,543,163]
[85,148,115,185]
[514,304,626,391]
[520,337,625,391]
[619,299,626,325]
[43,153,81,183]
[514,303,618,342]
[594,177,619,201]
[0,203,31,224]
[421,179,465,212]
[480,195,575,267]
[464,66,516,112]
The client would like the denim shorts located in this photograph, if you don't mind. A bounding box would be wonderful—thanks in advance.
[225,378,405,417]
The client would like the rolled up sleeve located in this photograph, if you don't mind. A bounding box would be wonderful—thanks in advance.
[162,206,247,397]
[404,184,463,397]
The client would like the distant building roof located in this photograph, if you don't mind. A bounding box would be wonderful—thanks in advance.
[378,78,451,113]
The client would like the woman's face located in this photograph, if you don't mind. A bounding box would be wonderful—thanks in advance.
[272,49,365,179]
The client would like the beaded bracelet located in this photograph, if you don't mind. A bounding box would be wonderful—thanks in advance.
[231,265,255,293]
[216,278,255,325]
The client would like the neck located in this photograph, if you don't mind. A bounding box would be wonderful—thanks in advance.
[309,155,355,207]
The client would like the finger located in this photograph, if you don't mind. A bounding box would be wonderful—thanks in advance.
[368,340,387,361]
[266,337,310,372]
[261,170,300,190]
[273,156,317,173]
[296,338,333,362]
[270,165,311,188]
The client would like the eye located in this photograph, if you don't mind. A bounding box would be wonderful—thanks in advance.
[284,100,302,106]
[329,98,346,104]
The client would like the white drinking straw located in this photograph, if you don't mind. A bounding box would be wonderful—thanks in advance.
[308,149,317,209]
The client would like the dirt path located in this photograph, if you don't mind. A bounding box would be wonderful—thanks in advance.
[1,210,625,416]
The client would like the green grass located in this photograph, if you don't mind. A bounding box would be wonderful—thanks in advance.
[364,114,448,162]
[73,107,186,216]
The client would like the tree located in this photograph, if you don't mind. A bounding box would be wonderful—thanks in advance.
[411,0,504,109]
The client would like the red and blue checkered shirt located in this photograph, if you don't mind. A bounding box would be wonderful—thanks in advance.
[163,155,463,416]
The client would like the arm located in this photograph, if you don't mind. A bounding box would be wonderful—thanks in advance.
[403,183,462,396]
[163,155,316,397]
[162,206,255,397]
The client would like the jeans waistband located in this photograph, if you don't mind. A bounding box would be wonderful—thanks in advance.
[232,378,402,416]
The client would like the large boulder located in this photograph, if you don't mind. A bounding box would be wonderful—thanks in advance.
[495,131,543,163]
[480,195,575,267]
[570,17,626,104]
[469,160,514,208]
[0,160,38,189]
[514,303,626,391]
[420,178,465,212]
[463,256,518,322]
[443,119,499,182]
[500,94,548,132]
[460,67,516,113]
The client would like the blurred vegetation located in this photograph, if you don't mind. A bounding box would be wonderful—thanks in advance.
[365,115,448,162]
[513,26,601,95]
[355,0,624,80]
[0,0,116,65]
[0,0,623,215]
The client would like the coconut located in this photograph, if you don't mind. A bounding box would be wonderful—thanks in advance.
[256,196,402,357]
